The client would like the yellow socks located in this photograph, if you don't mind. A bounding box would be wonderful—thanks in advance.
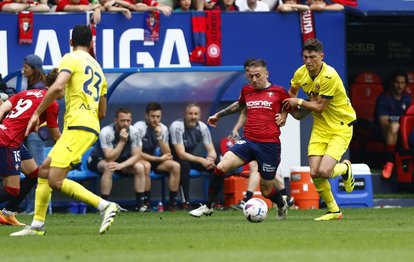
[33,178,52,222]
[313,177,340,213]
[331,163,347,178]
[61,179,100,208]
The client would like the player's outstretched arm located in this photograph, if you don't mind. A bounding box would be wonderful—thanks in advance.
[218,101,245,117]
[208,101,244,128]
[207,115,219,128]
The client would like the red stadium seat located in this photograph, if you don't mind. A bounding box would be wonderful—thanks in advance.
[350,71,383,122]
[350,72,385,159]
[405,71,414,100]
[399,105,414,150]
[394,105,414,183]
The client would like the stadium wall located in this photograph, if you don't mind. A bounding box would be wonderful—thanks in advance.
[1,12,347,203]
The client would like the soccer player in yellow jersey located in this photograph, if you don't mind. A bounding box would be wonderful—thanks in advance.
[11,25,122,236]
[283,38,356,221]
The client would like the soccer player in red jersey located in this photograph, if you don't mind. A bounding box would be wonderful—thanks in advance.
[189,59,290,220]
[0,87,60,219]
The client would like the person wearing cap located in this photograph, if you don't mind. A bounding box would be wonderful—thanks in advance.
[23,54,46,90]
[21,54,48,214]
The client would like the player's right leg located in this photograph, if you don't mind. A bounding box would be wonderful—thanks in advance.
[51,130,123,234]
[190,150,244,218]
[10,174,51,236]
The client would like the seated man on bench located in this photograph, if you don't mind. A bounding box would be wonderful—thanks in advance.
[87,107,149,212]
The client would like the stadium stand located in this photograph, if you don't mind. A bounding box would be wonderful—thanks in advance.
[350,72,385,157]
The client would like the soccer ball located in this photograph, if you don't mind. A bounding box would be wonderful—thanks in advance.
[243,198,268,223]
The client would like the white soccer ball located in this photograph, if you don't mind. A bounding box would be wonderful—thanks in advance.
[243,198,268,223]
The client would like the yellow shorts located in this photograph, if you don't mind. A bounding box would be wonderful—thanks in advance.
[48,129,97,168]
[308,126,353,161]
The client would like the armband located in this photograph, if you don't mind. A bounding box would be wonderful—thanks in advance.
[298,99,304,106]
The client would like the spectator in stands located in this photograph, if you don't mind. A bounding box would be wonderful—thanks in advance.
[99,0,172,17]
[98,0,133,19]
[374,70,412,179]
[130,0,172,16]
[213,0,238,10]
[307,0,344,11]
[194,0,216,11]
[276,0,309,12]
[133,102,181,211]
[173,0,195,11]
[23,54,46,91]
[0,0,50,12]
[56,0,103,23]
[236,0,269,11]
[87,107,149,212]
[169,103,217,209]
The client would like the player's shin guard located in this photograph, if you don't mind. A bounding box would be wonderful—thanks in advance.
[264,187,284,208]
[6,177,37,212]
[206,167,226,208]
[331,163,347,178]
[60,179,100,208]
[312,177,340,212]
[34,178,52,222]
[0,186,20,203]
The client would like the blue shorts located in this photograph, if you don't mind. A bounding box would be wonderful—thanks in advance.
[20,145,33,161]
[0,146,21,177]
[229,137,281,180]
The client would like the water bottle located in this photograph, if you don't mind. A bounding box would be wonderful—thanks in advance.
[157,201,164,212]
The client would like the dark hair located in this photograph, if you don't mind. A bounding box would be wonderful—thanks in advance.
[185,102,200,112]
[391,70,408,84]
[216,0,239,11]
[27,69,46,90]
[71,25,92,48]
[244,58,256,70]
[303,38,324,52]
[146,102,162,113]
[173,0,195,10]
[45,68,59,87]
[115,107,131,118]
[248,59,267,69]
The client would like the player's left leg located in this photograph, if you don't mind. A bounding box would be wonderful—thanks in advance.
[6,156,38,214]
[0,174,24,226]
[326,129,355,193]
[255,142,287,220]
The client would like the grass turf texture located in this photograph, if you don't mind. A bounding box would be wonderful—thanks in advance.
[1,208,414,262]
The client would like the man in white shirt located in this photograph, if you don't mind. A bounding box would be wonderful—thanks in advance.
[236,0,269,11]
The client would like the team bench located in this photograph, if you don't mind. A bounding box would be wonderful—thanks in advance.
[43,147,209,205]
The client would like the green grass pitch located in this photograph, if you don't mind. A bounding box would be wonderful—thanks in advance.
[1,207,414,262]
